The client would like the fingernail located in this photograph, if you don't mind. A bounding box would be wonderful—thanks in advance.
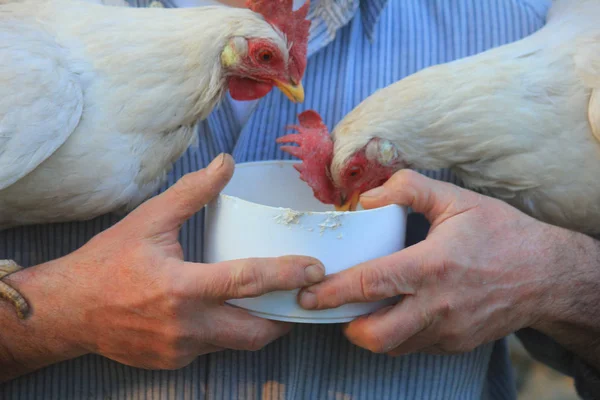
[361,186,384,198]
[207,154,226,173]
[304,264,325,283]
[299,291,318,309]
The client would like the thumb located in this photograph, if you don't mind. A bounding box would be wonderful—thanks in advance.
[128,153,234,234]
[359,170,477,223]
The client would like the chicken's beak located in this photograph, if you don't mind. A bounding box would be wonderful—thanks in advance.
[335,191,361,212]
[274,80,305,103]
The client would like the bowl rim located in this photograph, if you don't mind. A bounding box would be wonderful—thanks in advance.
[218,160,403,215]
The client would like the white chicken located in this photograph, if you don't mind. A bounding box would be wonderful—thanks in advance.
[278,0,600,237]
[0,0,310,317]
[0,0,309,228]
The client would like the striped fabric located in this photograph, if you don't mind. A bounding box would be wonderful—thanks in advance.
[1,0,552,398]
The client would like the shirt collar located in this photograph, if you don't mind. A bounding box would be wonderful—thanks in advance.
[358,0,388,42]
[306,0,388,56]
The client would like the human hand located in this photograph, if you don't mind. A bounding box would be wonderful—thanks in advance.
[298,170,562,356]
[8,154,324,370]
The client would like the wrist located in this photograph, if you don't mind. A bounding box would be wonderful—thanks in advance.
[0,258,88,379]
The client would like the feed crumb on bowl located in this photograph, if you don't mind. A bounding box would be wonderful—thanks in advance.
[220,193,347,235]
[273,209,304,226]
[337,233,343,240]
[318,212,343,234]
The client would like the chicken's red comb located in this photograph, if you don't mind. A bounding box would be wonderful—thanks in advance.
[276,110,337,204]
[246,0,311,79]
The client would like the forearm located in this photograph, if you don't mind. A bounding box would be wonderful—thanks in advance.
[0,259,86,382]
[530,227,600,373]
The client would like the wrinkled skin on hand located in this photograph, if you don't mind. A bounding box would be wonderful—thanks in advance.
[6,154,324,371]
[298,169,568,356]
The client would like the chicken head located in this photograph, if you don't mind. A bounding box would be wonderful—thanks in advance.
[222,0,310,103]
[277,110,398,211]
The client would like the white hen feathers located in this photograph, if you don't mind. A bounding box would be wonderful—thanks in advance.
[329,0,600,235]
[0,0,288,229]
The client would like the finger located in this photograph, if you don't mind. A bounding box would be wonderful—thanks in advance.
[204,304,293,351]
[195,345,224,356]
[114,344,223,370]
[129,153,235,234]
[414,346,448,356]
[182,256,325,300]
[359,170,478,224]
[385,330,441,357]
[342,296,434,354]
[298,244,427,310]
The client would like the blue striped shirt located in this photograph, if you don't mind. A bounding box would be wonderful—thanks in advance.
[1,0,555,398]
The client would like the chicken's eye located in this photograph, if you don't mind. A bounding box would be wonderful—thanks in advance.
[347,165,363,178]
[257,49,274,63]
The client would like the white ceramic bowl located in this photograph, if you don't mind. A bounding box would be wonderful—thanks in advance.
[203,160,407,323]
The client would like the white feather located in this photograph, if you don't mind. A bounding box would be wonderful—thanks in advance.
[0,0,289,228]
[0,21,83,190]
